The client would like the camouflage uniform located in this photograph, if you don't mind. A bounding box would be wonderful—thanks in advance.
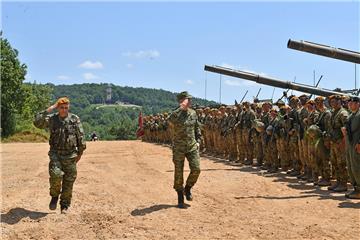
[314,99,332,185]
[34,110,86,208]
[329,103,349,190]
[242,104,256,164]
[168,107,202,191]
[345,99,360,198]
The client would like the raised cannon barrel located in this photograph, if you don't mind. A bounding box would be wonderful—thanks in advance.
[204,65,355,97]
[287,39,360,64]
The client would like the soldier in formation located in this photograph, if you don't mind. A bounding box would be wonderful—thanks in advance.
[142,93,360,200]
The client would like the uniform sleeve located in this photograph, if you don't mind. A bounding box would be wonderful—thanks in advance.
[76,118,86,154]
[33,110,51,129]
[194,113,202,144]
[340,110,349,126]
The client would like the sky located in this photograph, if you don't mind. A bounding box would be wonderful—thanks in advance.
[2,1,359,104]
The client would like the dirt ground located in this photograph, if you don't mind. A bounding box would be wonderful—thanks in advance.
[1,141,360,240]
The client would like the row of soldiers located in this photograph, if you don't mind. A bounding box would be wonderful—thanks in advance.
[142,94,360,199]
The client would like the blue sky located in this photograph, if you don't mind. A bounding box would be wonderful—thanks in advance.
[2,1,359,104]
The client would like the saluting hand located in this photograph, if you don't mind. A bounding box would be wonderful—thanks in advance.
[355,144,360,154]
[76,154,82,163]
[47,103,58,113]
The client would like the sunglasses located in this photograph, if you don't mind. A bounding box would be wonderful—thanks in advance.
[59,106,69,110]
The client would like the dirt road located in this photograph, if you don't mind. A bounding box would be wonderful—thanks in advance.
[1,141,359,239]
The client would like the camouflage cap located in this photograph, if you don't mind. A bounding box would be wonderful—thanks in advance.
[314,96,325,102]
[270,106,279,112]
[176,91,192,102]
[276,99,285,106]
[342,95,350,101]
[290,96,299,102]
[328,95,342,101]
[305,99,316,105]
[299,94,309,99]
[56,97,70,105]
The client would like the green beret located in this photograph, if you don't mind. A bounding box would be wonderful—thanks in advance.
[176,91,193,102]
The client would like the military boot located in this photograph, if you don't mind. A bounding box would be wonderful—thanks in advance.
[184,185,193,201]
[333,182,348,192]
[328,181,340,191]
[244,159,253,165]
[49,196,58,210]
[60,205,69,214]
[290,170,301,177]
[345,187,360,199]
[177,190,185,208]
[318,178,331,187]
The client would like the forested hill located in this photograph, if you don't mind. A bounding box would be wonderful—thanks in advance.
[48,83,217,140]
[50,83,216,115]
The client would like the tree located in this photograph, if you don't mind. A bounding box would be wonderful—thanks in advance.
[1,35,27,137]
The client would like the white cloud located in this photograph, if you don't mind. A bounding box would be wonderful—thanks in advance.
[126,63,134,69]
[79,60,103,69]
[57,75,70,80]
[185,79,194,85]
[122,50,160,59]
[83,72,99,80]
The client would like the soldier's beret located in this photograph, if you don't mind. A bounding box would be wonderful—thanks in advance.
[176,91,192,102]
[57,97,70,105]
[350,96,360,102]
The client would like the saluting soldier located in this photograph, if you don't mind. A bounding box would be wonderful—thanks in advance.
[167,91,202,208]
[34,97,86,214]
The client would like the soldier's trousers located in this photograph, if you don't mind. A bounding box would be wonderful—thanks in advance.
[289,138,300,171]
[243,130,254,161]
[330,141,348,184]
[49,154,77,207]
[346,144,360,187]
[236,129,245,162]
[172,148,201,191]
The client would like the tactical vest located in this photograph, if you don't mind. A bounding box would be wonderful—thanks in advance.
[49,114,78,152]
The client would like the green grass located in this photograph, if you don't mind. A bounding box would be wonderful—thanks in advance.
[2,129,49,143]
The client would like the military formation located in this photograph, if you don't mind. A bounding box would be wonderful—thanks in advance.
[142,94,360,199]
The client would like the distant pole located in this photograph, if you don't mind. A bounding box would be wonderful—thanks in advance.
[291,76,296,95]
[355,64,357,89]
[205,72,208,100]
[219,74,222,104]
[313,70,316,86]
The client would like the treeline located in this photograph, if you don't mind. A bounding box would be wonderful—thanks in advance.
[1,35,216,141]
[1,34,52,141]
[51,84,216,140]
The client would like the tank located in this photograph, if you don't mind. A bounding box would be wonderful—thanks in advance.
[287,39,360,64]
[204,65,356,97]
